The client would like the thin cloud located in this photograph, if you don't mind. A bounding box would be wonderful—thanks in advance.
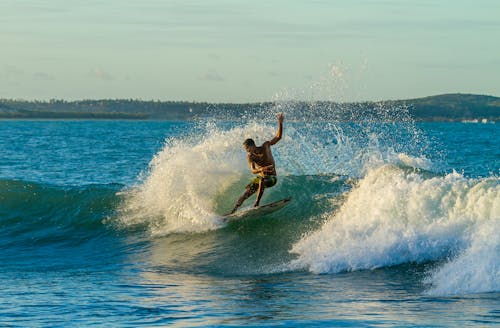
[207,53,221,60]
[90,68,114,81]
[0,65,24,80]
[201,70,225,82]
[267,70,282,78]
[33,72,55,80]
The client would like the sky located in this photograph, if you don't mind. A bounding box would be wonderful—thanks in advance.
[1,0,499,103]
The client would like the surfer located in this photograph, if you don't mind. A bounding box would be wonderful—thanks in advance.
[229,113,284,214]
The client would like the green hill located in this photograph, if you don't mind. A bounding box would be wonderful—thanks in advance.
[401,93,500,121]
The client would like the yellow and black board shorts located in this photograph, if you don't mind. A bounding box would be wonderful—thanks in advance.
[246,176,277,191]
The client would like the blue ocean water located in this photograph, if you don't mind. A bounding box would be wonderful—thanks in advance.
[0,117,498,327]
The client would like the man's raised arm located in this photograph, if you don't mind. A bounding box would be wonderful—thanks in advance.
[269,113,284,145]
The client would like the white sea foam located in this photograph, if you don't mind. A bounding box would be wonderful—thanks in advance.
[290,165,500,295]
[426,219,500,296]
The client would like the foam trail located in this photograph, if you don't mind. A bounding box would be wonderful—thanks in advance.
[290,165,500,295]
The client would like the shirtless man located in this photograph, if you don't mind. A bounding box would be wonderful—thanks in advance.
[229,113,284,214]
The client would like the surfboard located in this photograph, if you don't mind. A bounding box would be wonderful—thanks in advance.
[223,197,291,222]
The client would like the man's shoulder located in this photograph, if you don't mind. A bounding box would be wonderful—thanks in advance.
[260,141,271,147]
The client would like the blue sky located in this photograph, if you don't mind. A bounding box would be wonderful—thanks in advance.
[1,0,499,102]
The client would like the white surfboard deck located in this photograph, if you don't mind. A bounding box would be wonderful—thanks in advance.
[223,197,291,222]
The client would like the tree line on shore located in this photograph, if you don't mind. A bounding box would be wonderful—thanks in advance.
[0,93,498,122]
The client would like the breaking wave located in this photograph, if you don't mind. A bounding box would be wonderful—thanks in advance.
[290,165,499,295]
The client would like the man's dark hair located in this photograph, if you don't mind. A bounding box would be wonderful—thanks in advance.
[243,138,256,147]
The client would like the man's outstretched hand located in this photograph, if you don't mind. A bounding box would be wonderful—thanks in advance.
[278,112,284,123]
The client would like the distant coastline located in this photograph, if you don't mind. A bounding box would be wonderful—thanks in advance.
[1,93,498,122]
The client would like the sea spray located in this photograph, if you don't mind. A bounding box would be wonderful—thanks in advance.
[290,165,500,294]
[117,92,435,237]
[116,120,329,235]
[118,123,259,235]
[117,121,331,234]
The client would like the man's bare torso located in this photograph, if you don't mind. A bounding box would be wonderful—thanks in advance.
[248,141,276,176]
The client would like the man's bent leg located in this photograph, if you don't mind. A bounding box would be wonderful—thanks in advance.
[229,186,257,214]
[254,178,265,207]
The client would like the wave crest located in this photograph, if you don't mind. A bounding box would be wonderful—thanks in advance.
[290,165,500,294]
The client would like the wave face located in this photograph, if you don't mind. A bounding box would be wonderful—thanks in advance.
[290,165,500,295]
[0,179,120,249]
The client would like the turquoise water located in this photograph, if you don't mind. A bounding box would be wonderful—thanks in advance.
[0,119,498,327]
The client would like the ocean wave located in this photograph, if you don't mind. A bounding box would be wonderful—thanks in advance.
[117,118,431,236]
[0,179,120,247]
[290,165,499,295]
